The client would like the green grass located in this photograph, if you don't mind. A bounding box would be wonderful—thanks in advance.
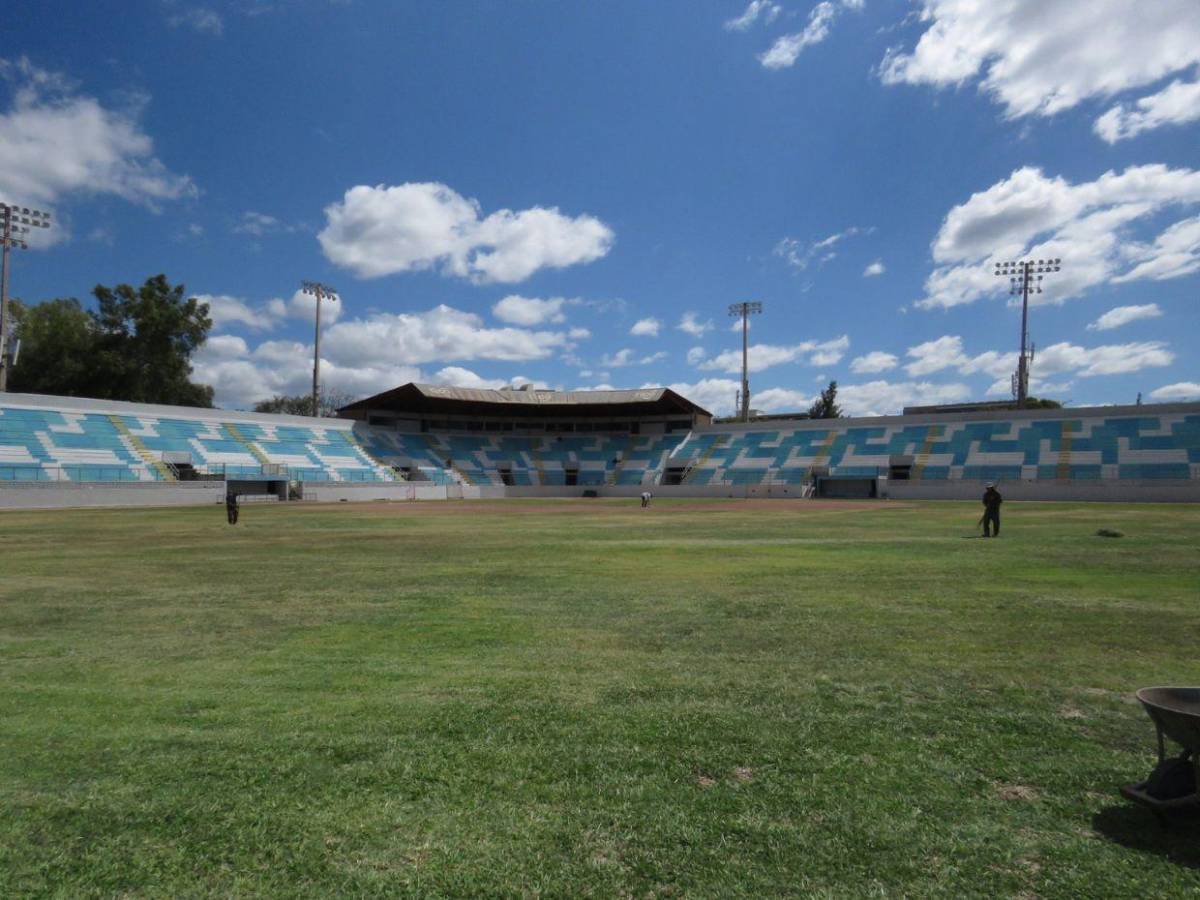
[2,498,1199,898]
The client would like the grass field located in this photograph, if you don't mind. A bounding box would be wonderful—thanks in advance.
[2,498,1199,897]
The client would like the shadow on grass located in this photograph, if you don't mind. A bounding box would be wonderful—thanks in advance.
[1093,804,1200,869]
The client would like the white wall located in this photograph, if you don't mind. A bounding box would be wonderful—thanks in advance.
[0,481,225,510]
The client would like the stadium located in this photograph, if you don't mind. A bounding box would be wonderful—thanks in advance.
[5,2,1200,895]
[2,386,1198,508]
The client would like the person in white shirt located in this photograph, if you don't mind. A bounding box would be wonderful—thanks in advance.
[640,491,652,508]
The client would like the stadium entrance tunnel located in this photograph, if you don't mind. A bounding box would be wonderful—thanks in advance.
[228,478,288,503]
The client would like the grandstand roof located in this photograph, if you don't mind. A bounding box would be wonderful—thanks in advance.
[339,383,712,420]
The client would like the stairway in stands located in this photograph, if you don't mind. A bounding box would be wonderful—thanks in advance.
[108,415,176,480]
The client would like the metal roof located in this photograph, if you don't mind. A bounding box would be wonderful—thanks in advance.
[339,383,712,418]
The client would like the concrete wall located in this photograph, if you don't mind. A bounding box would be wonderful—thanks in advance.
[296,482,450,502]
[0,481,225,510]
[883,479,1200,503]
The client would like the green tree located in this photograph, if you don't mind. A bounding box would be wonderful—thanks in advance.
[807,380,842,419]
[1023,397,1063,409]
[254,391,353,418]
[7,298,98,396]
[90,275,214,407]
[7,275,214,406]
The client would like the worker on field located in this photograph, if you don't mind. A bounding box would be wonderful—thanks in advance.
[981,483,1002,537]
[640,490,652,508]
[225,489,239,525]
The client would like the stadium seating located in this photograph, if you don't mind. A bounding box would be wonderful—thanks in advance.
[2,395,1196,487]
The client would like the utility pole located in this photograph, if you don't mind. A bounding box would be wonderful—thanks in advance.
[300,280,337,417]
[727,301,762,422]
[0,203,52,392]
[993,258,1061,408]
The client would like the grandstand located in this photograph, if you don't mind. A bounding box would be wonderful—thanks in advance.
[1,386,1198,507]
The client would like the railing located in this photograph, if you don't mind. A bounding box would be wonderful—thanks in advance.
[0,465,148,482]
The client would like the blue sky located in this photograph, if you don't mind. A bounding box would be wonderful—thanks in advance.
[2,0,1198,414]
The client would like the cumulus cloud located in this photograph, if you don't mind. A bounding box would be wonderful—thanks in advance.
[677,312,714,337]
[1094,76,1200,143]
[1087,303,1163,331]
[686,346,707,366]
[725,0,781,31]
[194,294,282,332]
[192,304,577,407]
[0,57,195,210]
[917,165,1200,309]
[1150,382,1200,401]
[492,294,572,326]
[317,182,613,283]
[903,334,1173,391]
[233,211,296,236]
[600,348,668,368]
[630,317,661,337]
[879,0,1200,131]
[700,335,849,373]
[430,367,548,391]
[760,0,863,69]
[850,350,898,373]
[655,376,969,418]
[863,260,886,277]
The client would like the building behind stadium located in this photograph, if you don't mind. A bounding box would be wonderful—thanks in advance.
[1,383,1197,508]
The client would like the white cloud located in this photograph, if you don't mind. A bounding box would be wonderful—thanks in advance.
[677,312,714,337]
[879,0,1200,129]
[904,334,1173,387]
[568,327,591,340]
[850,351,898,373]
[725,0,781,31]
[203,334,249,359]
[284,288,343,326]
[863,260,886,277]
[167,7,224,36]
[1150,382,1200,401]
[918,165,1200,309]
[658,378,741,416]
[838,380,972,417]
[760,1,863,69]
[700,335,849,373]
[233,211,294,236]
[774,226,872,270]
[317,182,613,283]
[1095,76,1200,143]
[195,294,281,332]
[430,367,549,391]
[1087,303,1163,331]
[686,346,707,366]
[492,294,572,326]
[0,57,195,209]
[600,348,668,368]
[630,317,661,337]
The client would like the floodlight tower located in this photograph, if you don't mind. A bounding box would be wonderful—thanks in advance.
[300,280,338,417]
[728,301,762,422]
[993,257,1061,408]
[0,203,52,392]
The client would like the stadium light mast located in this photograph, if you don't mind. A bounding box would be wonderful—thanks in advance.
[300,280,337,417]
[993,258,1061,408]
[0,203,52,393]
[728,301,762,422]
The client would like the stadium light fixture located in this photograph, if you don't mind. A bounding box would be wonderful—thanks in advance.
[992,257,1062,408]
[728,301,762,422]
[0,203,53,392]
[300,280,338,417]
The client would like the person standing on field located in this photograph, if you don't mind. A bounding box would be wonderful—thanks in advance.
[225,489,239,525]
[981,483,1002,537]
[640,490,652,508]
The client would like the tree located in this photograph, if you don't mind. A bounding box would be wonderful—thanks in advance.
[254,390,354,418]
[90,275,214,407]
[807,380,842,419]
[7,299,98,396]
[1023,397,1063,409]
[7,275,214,407]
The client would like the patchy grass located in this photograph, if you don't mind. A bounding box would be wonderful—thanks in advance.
[1,498,1198,897]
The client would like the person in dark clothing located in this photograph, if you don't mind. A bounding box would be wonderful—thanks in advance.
[225,490,239,525]
[981,483,1002,537]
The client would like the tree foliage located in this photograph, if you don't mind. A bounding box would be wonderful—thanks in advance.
[1023,397,1063,409]
[807,380,842,419]
[8,275,214,407]
[254,391,354,418]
